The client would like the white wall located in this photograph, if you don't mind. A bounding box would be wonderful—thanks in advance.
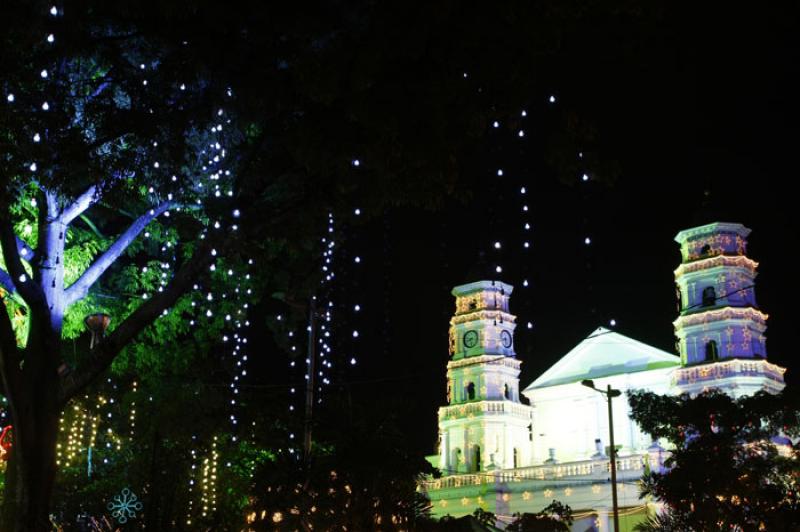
[523,368,674,464]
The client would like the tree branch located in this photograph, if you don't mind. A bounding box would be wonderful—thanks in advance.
[61,184,100,225]
[0,268,15,296]
[59,237,217,402]
[0,214,43,306]
[64,201,174,306]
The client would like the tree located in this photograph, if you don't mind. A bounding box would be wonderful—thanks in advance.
[0,2,249,528]
[628,389,800,531]
[505,500,574,532]
[246,395,435,531]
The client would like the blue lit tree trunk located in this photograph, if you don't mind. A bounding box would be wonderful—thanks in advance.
[0,188,215,531]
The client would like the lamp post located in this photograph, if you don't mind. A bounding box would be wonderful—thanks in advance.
[582,379,621,532]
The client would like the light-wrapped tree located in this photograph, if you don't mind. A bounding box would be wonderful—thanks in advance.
[0,3,247,529]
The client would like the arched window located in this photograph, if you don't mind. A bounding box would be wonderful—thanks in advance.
[702,286,716,307]
[504,383,510,399]
[473,445,482,472]
[513,448,519,468]
[466,382,475,400]
[705,340,718,362]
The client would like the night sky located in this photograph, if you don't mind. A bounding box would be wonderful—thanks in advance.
[255,4,799,456]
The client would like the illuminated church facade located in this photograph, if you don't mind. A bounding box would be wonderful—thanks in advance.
[422,222,786,529]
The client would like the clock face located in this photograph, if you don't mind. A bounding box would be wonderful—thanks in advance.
[463,330,479,349]
[501,330,513,348]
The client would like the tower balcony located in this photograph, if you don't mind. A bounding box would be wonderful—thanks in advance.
[439,400,532,422]
[672,358,786,391]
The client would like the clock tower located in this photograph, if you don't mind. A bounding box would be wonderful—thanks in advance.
[672,222,785,396]
[437,281,533,474]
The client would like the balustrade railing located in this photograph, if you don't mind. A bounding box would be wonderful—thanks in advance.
[422,454,649,491]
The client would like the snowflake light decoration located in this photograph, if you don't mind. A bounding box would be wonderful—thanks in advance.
[107,488,143,524]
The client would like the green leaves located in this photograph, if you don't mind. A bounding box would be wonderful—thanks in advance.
[628,389,800,531]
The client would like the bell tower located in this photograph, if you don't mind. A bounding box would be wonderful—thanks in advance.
[437,281,533,474]
[672,223,785,396]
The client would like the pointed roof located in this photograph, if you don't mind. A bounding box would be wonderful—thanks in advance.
[524,327,680,391]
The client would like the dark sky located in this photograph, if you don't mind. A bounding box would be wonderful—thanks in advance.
[254,3,800,456]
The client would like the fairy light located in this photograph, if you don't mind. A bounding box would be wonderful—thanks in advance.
[129,381,137,439]
[13,6,257,512]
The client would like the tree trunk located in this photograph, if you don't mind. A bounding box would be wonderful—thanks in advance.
[2,401,60,531]
[1,324,62,532]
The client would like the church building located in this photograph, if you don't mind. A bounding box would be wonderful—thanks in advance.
[421,222,786,530]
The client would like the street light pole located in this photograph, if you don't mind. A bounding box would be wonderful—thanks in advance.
[606,384,620,532]
[582,379,621,532]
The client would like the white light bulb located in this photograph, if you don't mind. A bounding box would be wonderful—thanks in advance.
[497,169,503,176]
[42,102,49,110]
[523,279,529,287]
[29,163,37,172]
[584,237,591,245]
[493,121,500,128]
[6,94,14,102]
[518,130,524,137]
[233,209,240,217]
[354,304,361,311]
[354,256,361,263]
[549,95,556,103]
[47,34,54,43]
[527,322,533,329]
[494,242,501,249]
[33,133,40,142]
[520,187,526,194]
[350,358,357,365]
[354,208,361,215]
[524,242,530,248]
[40,69,48,78]
[582,173,589,182]
[352,331,359,338]
[352,159,360,167]
[495,265,502,273]
[610,319,617,327]
[521,110,527,117]
[50,6,57,15]
[18,274,26,283]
